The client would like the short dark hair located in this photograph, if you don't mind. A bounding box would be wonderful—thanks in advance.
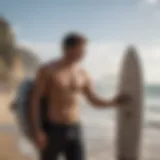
[62,32,87,48]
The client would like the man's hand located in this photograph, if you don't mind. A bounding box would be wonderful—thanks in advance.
[112,93,131,107]
[34,131,47,151]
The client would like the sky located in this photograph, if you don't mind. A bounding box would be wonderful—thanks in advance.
[1,0,160,84]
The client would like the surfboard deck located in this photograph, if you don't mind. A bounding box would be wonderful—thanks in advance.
[116,46,143,160]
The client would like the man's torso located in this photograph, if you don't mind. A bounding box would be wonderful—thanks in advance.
[43,61,86,124]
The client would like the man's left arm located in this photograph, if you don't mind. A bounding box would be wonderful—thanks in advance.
[82,72,129,108]
[83,73,116,108]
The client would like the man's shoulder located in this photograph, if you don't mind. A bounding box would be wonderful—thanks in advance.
[79,68,88,76]
[41,60,56,69]
[38,60,57,73]
[78,68,90,83]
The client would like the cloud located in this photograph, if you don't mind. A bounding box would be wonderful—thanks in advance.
[18,40,160,84]
[138,45,160,84]
[85,43,160,84]
[145,0,159,5]
[83,42,125,80]
[18,41,60,62]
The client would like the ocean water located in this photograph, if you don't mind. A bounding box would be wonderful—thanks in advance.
[145,85,160,129]
[76,83,160,158]
[80,84,160,131]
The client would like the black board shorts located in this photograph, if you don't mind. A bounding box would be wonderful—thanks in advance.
[40,122,86,160]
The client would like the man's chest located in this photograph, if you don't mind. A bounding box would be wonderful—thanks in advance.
[51,69,86,91]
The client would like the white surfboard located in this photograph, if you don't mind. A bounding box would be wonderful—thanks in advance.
[116,46,143,160]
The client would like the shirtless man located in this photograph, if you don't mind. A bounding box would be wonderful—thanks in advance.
[29,33,127,160]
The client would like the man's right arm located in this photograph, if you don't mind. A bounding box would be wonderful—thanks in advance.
[29,66,47,139]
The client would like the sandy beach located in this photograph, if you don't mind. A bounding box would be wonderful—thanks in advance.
[0,92,32,160]
[0,92,160,160]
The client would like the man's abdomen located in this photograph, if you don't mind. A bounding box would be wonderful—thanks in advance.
[47,104,80,125]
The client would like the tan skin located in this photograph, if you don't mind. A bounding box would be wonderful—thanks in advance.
[29,42,128,150]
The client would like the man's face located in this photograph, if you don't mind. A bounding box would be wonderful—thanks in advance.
[65,43,86,62]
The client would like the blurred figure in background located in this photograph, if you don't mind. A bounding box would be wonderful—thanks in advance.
[29,32,127,160]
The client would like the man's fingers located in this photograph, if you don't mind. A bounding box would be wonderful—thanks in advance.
[117,94,132,104]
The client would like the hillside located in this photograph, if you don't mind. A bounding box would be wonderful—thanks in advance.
[16,47,40,74]
[0,16,40,89]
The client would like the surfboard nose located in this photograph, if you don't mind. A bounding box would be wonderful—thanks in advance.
[126,45,138,58]
[127,45,136,52]
[124,45,142,69]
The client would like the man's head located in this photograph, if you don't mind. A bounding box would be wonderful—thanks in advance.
[62,32,87,62]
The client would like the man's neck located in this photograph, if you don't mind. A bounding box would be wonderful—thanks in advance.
[61,57,78,69]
